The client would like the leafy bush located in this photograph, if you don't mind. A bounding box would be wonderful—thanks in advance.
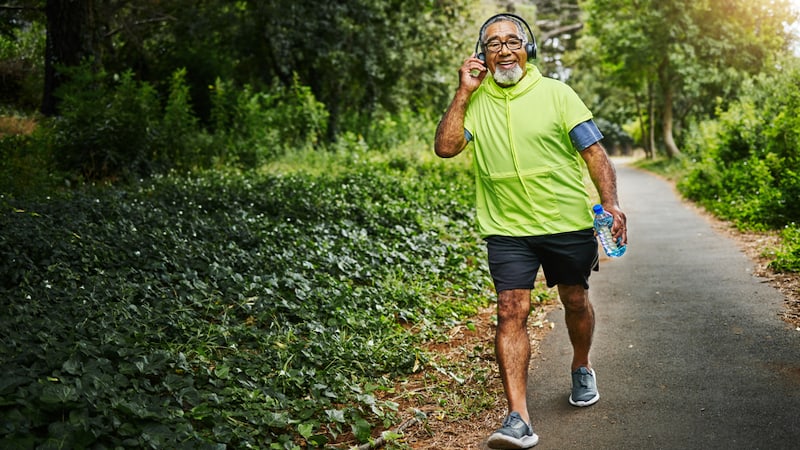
[42,64,279,180]
[209,75,328,167]
[0,156,489,448]
[24,64,330,181]
[158,68,202,171]
[49,65,163,180]
[674,58,800,272]
[678,58,800,231]
[770,224,800,273]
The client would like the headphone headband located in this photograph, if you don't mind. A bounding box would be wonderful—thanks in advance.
[474,13,537,62]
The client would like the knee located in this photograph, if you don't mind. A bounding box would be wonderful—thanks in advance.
[560,289,590,313]
[497,290,531,323]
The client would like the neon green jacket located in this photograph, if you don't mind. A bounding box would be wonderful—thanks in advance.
[464,64,595,238]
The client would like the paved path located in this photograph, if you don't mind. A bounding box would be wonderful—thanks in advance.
[486,163,800,449]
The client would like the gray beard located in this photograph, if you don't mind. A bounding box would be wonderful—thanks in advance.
[493,64,524,86]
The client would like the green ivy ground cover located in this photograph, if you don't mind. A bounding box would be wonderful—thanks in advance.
[0,161,491,449]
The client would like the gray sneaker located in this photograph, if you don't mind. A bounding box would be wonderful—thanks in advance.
[569,367,600,407]
[486,411,539,449]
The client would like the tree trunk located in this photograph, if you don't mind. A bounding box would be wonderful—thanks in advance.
[41,0,98,116]
[660,83,681,158]
[647,80,656,159]
[655,57,681,158]
[634,89,649,158]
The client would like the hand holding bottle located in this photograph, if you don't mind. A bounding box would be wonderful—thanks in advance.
[593,204,627,258]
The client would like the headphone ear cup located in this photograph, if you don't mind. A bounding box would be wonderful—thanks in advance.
[526,42,537,60]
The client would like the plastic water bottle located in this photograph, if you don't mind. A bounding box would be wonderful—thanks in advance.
[593,204,626,257]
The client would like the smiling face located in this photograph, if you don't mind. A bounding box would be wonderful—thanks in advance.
[482,20,528,87]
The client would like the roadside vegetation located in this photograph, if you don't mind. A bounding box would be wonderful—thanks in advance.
[634,57,800,275]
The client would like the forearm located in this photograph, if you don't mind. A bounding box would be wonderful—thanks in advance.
[582,143,619,207]
[582,143,627,243]
[434,88,472,158]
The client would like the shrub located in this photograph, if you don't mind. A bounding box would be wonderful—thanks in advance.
[45,64,206,180]
[679,58,800,231]
[50,65,161,180]
[158,68,201,171]
[770,224,800,273]
[209,75,328,167]
[0,133,59,196]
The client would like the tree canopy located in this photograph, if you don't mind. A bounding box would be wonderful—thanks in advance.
[1,0,799,176]
[583,0,797,157]
[32,0,474,133]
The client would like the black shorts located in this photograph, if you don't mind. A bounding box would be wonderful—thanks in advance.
[485,229,599,292]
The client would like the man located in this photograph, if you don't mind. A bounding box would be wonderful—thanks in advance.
[434,13,627,449]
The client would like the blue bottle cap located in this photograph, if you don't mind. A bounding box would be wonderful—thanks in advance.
[592,204,604,214]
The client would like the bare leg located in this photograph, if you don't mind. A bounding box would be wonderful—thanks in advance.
[558,284,595,371]
[495,288,532,424]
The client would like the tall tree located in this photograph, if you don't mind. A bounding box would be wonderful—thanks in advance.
[586,0,796,158]
[41,0,99,115]
[237,0,472,138]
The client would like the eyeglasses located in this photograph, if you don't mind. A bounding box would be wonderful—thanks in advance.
[484,38,524,53]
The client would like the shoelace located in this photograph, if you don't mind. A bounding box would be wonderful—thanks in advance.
[575,370,593,387]
[503,414,526,430]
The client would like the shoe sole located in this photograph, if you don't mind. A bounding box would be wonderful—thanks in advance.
[569,392,600,407]
[487,432,540,449]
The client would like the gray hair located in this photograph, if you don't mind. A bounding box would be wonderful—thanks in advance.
[480,15,529,47]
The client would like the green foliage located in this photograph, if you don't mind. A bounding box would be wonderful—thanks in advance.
[209,75,328,167]
[40,63,322,179]
[771,224,800,273]
[235,0,472,136]
[0,20,45,109]
[2,0,476,184]
[638,55,800,272]
[0,132,61,197]
[582,0,797,153]
[159,68,201,171]
[0,154,490,448]
[60,0,472,140]
[678,59,800,231]
[49,64,163,180]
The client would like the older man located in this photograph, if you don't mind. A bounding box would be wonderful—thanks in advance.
[434,13,627,449]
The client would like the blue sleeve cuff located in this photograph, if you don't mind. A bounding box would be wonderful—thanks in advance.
[569,119,604,151]
[464,129,473,142]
